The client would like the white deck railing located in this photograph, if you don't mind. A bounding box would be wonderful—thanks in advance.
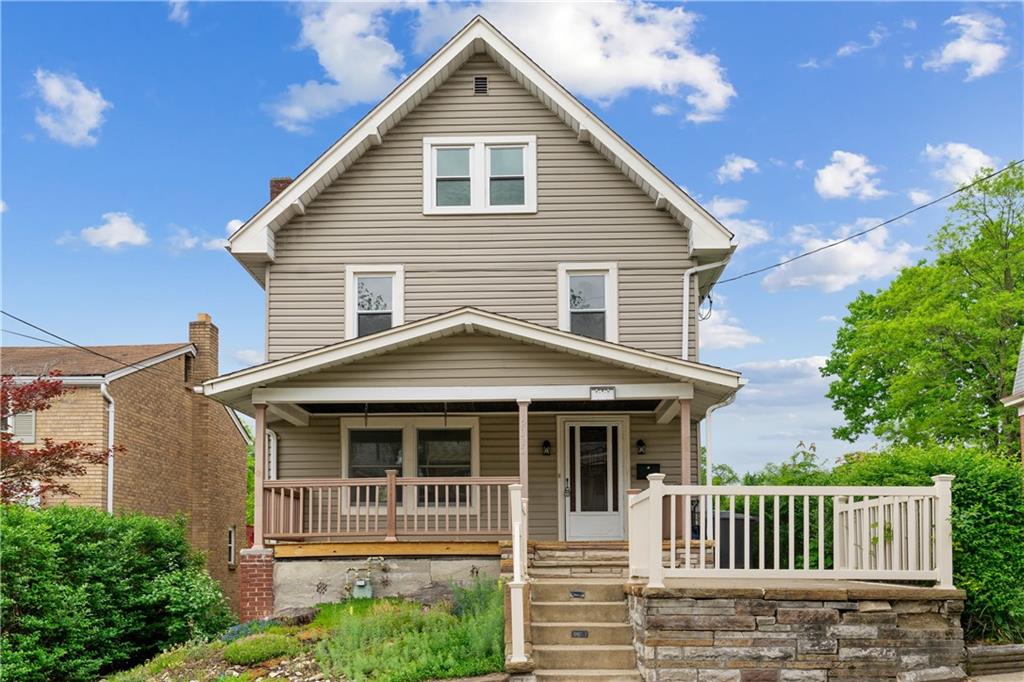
[628,474,954,588]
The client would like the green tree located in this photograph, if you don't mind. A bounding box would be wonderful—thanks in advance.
[823,165,1024,459]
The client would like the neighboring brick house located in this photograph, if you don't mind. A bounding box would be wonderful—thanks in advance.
[2,314,249,610]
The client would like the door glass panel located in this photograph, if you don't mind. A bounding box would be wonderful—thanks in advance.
[610,426,619,512]
[568,426,576,511]
[579,426,609,512]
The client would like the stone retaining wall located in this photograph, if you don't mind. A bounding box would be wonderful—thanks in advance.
[627,582,966,682]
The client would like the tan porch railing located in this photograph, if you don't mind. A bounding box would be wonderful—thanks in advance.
[262,471,520,542]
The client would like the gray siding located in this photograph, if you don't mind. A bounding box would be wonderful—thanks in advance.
[267,54,697,362]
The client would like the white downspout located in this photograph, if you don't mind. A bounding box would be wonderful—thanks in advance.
[100,382,115,513]
[703,391,737,486]
[682,258,731,361]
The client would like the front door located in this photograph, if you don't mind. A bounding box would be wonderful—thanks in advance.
[564,423,624,540]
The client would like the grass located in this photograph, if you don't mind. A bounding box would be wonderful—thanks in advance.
[222,633,301,666]
[316,578,505,682]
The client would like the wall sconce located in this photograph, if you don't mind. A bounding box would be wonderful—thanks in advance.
[635,439,647,456]
[542,440,552,457]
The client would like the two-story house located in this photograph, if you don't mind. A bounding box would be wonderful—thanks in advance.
[204,14,740,618]
[3,314,249,610]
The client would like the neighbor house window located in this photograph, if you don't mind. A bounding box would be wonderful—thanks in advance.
[3,411,36,444]
[227,526,237,568]
[423,136,536,214]
[345,265,404,339]
[557,263,619,342]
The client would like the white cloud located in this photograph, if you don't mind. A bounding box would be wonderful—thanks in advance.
[75,212,149,249]
[814,150,886,200]
[819,315,840,323]
[701,297,761,350]
[923,142,995,186]
[168,226,199,252]
[651,103,674,116]
[707,196,769,248]
[924,13,1009,80]
[907,188,934,204]
[798,58,821,69]
[902,19,918,31]
[415,2,737,123]
[794,159,805,170]
[762,220,913,293]
[168,1,189,25]
[233,349,264,367]
[33,69,112,147]
[715,154,758,183]
[202,218,243,250]
[902,55,915,69]
[836,26,886,57]
[0,200,6,213]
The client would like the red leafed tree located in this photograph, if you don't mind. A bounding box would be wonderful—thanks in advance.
[0,373,111,504]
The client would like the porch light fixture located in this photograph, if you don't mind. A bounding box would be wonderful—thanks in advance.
[541,440,552,457]
[635,439,646,456]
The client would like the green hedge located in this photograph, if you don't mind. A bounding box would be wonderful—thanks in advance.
[831,446,1024,642]
[0,505,235,682]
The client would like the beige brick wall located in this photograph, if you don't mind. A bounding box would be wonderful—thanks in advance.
[38,386,108,508]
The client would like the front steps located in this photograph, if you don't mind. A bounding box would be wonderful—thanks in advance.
[528,577,640,682]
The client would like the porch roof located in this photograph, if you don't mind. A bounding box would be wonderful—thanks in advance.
[200,308,742,416]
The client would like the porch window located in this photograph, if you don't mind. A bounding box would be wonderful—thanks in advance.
[557,263,619,343]
[344,265,404,339]
[422,135,536,214]
[348,429,403,502]
[417,428,472,505]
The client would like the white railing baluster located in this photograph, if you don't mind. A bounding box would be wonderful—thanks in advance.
[773,495,780,570]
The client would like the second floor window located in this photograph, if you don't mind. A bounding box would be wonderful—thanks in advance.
[423,135,536,214]
[558,263,619,343]
[345,265,404,339]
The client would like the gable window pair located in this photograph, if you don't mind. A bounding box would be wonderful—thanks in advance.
[345,265,404,339]
[558,263,619,343]
[423,135,537,214]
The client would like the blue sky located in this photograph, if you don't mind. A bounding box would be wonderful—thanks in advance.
[2,2,1021,473]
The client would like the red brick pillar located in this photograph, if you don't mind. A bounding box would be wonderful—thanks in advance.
[239,548,274,622]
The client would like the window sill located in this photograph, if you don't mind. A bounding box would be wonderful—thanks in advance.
[423,205,537,216]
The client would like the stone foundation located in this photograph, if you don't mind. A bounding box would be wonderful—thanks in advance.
[273,555,500,613]
[627,581,966,682]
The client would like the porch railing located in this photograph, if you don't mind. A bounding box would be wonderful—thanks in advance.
[263,471,520,542]
[628,474,954,588]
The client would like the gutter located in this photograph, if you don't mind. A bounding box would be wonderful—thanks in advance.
[100,382,115,513]
[682,258,731,361]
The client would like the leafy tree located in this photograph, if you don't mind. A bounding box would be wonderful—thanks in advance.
[0,374,112,503]
[823,165,1024,458]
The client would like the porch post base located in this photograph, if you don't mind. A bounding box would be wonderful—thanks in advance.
[239,547,275,622]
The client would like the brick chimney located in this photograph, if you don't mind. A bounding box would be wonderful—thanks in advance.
[188,313,219,384]
[269,177,293,201]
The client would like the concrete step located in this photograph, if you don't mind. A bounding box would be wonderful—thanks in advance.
[531,601,628,624]
[532,622,633,646]
[535,671,642,682]
[533,644,636,670]
[531,580,626,603]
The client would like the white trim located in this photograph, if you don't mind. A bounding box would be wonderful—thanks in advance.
[267,428,278,480]
[227,525,237,568]
[10,410,36,443]
[557,263,619,343]
[255,383,693,405]
[422,135,537,214]
[556,415,630,541]
[344,265,405,340]
[204,308,740,401]
[227,17,733,284]
[226,407,253,445]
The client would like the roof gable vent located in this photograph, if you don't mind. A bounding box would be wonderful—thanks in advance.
[473,76,488,95]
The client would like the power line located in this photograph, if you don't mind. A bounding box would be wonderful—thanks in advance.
[1,329,65,347]
[714,160,1020,287]
[1,310,190,383]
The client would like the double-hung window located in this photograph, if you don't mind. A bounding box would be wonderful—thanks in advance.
[557,263,619,342]
[423,136,536,214]
[347,428,404,503]
[345,265,404,339]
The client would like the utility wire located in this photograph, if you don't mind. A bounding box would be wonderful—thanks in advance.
[714,160,1020,287]
[1,310,190,383]
[1,329,65,347]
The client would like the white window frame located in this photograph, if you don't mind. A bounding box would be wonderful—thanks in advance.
[557,263,619,343]
[7,411,36,444]
[422,135,537,215]
[345,265,405,340]
[227,526,237,568]
[340,416,480,510]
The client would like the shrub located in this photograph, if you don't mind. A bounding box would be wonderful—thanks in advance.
[832,446,1024,642]
[222,633,301,665]
[317,578,505,681]
[0,505,235,682]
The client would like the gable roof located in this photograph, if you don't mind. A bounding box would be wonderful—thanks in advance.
[229,15,735,285]
[200,307,742,409]
[2,343,194,379]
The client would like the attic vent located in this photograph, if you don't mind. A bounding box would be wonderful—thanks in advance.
[473,76,488,95]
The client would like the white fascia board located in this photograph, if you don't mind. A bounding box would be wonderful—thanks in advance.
[226,17,734,277]
[202,308,741,398]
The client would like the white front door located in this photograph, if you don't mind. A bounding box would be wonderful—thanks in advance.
[564,422,625,540]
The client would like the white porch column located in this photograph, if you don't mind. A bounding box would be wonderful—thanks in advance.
[516,398,530,564]
[253,403,267,549]
[679,398,692,485]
